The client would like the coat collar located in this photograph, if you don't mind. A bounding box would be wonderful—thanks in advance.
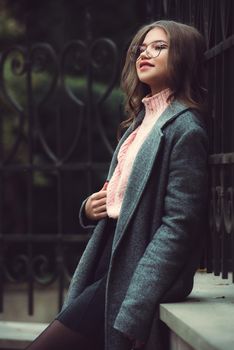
[107,100,190,249]
[135,99,189,130]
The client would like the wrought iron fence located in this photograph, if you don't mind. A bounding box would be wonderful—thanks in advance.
[0,0,233,316]
[0,10,120,314]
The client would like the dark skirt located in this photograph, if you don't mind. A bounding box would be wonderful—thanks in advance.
[56,218,116,345]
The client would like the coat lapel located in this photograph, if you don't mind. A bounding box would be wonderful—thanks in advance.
[112,100,190,249]
[107,110,145,181]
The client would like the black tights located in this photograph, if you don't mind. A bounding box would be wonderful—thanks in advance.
[25,320,102,350]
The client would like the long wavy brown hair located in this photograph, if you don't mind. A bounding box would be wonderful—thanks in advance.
[120,20,207,130]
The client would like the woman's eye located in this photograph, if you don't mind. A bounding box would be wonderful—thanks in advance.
[152,45,166,51]
[139,46,146,53]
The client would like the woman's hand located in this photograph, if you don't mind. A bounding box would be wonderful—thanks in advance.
[85,182,108,221]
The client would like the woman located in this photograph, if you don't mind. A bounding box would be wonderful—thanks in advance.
[27,20,208,350]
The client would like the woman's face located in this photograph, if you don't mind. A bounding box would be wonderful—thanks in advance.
[135,27,169,95]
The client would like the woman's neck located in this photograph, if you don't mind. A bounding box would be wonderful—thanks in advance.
[142,88,171,119]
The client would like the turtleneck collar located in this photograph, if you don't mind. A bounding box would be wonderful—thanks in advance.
[142,88,171,120]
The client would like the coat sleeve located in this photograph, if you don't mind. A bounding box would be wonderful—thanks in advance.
[113,124,209,341]
[79,198,96,229]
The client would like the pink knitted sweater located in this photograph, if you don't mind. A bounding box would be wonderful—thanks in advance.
[106,88,171,219]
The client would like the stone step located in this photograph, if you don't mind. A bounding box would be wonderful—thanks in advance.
[0,321,48,349]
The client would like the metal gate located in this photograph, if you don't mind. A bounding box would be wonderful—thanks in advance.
[0,0,233,316]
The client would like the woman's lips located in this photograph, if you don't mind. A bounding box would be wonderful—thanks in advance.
[139,65,153,71]
[139,60,155,70]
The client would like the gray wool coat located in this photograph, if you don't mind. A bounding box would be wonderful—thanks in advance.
[62,100,209,350]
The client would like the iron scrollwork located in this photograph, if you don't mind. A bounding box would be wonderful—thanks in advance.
[0,33,119,308]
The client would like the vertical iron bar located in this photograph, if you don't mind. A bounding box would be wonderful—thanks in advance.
[0,103,3,163]
[146,0,156,22]
[232,163,234,282]
[86,8,93,196]
[213,2,221,277]
[220,47,228,279]
[232,33,234,283]
[58,186,64,310]
[0,240,3,313]
[213,185,221,275]
[206,38,213,273]
[221,168,228,278]
[231,2,234,282]
[57,88,64,310]
[0,103,3,231]
[0,100,4,311]
[57,169,64,309]
[26,46,34,315]
[206,183,213,273]
[189,0,193,25]
[232,80,234,283]
[0,104,3,309]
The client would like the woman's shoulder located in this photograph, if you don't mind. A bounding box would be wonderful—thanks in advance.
[163,106,209,151]
[169,106,208,136]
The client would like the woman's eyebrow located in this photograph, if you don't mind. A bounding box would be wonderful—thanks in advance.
[141,39,168,46]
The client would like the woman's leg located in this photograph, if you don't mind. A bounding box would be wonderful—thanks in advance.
[26,220,116,350]
[26,277,107,350]
[25,319,99,350]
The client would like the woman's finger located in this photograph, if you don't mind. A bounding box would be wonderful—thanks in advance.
[101,181,109,190]
[93,211,107,219]
[94,204,107,214]
[92,190,107,200]
[93,197,107,207]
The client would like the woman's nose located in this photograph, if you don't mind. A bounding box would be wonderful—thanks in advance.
[138,49,150,59]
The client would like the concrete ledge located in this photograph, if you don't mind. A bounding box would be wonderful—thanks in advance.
[160,272,234,350]
[0,321,48,349]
